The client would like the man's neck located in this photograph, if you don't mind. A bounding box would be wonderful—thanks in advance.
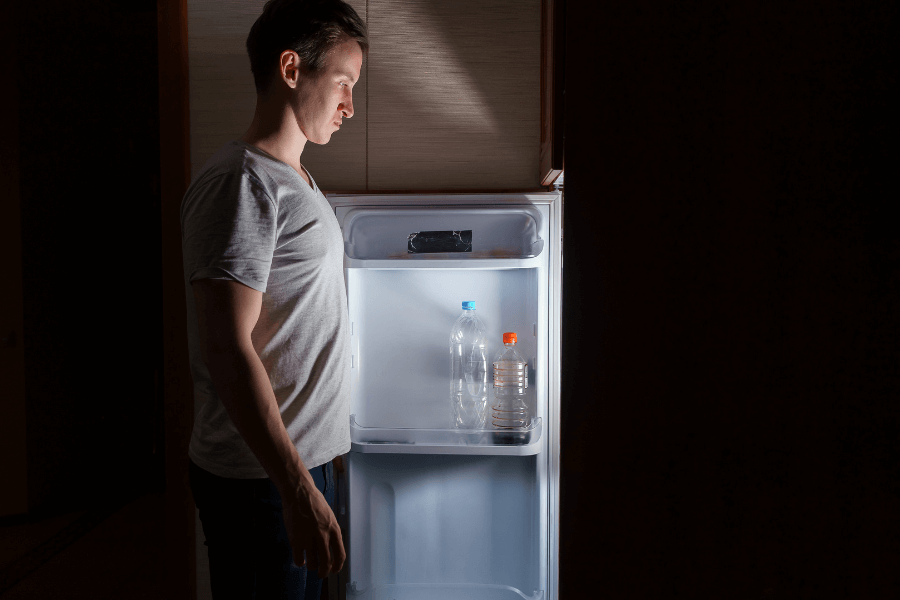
[241,96,309,179]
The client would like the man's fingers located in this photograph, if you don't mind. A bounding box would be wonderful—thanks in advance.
[331,531,346,573]
[283,490,344,576]
[305,536,316,570]
[295,537,312,569]
[316,535,332,579]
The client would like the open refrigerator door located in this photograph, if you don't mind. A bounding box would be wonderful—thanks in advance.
[327,193,561,600]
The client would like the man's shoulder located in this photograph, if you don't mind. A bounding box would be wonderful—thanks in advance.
[190,141,261,183]
[184,142,282,203]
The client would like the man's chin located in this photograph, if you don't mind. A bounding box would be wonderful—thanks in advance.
[310,132,334,145]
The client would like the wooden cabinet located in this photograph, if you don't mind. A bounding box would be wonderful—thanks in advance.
[361,0,541,190]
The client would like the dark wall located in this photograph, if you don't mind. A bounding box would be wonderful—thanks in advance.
[15,0,163,514]
[560,0,897,598]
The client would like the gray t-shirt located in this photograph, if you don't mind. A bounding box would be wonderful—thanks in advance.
[181,140,350,478]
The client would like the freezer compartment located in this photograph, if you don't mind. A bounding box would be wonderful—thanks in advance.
[349,414,542,455]
[346,582,543,600]
[339,206,545,260]
[347,454,544,598]
[347,268,544,431]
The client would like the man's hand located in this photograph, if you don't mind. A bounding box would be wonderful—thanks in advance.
[283,480,346,579]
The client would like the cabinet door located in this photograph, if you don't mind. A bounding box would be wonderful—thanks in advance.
[367,0,541,190]
[540,0,564,186]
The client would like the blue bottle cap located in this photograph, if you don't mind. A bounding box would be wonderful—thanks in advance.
[462,301,476,310]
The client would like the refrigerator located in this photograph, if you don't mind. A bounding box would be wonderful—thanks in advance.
[326,192,562,600]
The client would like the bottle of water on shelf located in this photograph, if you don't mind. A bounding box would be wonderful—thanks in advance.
[492,332,529,430]
[450,301,488,429]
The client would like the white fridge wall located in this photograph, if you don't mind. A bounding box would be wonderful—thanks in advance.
[348,454,542,597]
[349,268,541,429]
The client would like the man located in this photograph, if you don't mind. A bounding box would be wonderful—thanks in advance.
[180,1,367,597]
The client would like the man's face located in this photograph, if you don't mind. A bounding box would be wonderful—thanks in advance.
[292,37,362,145]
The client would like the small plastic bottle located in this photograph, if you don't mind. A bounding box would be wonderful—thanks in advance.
[449,301,488,429]
[492,332,529,429]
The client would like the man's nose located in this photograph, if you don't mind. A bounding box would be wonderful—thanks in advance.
[341,96,354,119]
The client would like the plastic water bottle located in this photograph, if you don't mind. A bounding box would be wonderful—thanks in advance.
[492,332,529,429]
[450,301,488,429]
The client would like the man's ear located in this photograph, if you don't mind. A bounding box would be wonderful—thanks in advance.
[279,50,301,89]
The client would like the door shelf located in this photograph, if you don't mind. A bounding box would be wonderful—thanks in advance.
[349,415,542,455]
[346,582,544,600]
[345,256,543,270]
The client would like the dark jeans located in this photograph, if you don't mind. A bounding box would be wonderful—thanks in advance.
[189,459,335,600]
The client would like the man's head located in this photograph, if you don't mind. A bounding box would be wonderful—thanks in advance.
[246,0,369,94]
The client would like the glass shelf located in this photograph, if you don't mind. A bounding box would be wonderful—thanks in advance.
[349,415,543,456]
[346,582,544,600]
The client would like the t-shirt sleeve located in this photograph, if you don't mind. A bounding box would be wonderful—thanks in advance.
[181,171,277,293]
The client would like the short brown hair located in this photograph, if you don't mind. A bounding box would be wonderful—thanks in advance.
[246,0,369,92]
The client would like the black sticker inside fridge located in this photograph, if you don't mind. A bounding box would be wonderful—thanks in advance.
[407,230,472,254]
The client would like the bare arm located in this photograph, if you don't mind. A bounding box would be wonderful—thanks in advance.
[192,278,345,577]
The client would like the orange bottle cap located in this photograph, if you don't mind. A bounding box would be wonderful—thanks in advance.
[503,332,517,344]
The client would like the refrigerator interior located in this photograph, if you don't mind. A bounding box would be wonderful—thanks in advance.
[347,267,542,431]
[347,453,544,600]
[331,197,558,600]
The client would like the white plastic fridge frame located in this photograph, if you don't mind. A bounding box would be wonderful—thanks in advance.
[326,192,561,600]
